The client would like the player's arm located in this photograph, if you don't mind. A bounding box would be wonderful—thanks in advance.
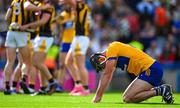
[5,8,12,24]
[27,13,50,28]
[52,15,64,24]
[5,0,14,25]
[93,59,117,103]
[20,13,50,30]
[58,25,64,43]
[24,1,52,11]
[50,21,58,36]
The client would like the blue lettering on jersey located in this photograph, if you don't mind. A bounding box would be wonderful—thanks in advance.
[116,56,130,72]
[63,21,73,29]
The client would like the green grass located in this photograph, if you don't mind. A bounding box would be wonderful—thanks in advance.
[0,92,180,108]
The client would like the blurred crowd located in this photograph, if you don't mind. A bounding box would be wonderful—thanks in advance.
[89,0,180,64]
[1,0,180,64]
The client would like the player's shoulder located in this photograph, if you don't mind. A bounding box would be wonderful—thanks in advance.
[84,3,90,10]
[10,0,18,8]
[43,4,55,14]
[109,41,122,47]
[11,0,17,4]
[106,42,118,51]
[108,41,127,51]
[61,11,68,16]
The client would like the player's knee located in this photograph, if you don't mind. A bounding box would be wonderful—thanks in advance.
[59,63,65,69]
[15,63,23,70]
[77,62,85,68]
[65,59,73,67]
[32,60,40,68]
[6,62,14,68]
[123,95,133,103]
[17,62,23,68]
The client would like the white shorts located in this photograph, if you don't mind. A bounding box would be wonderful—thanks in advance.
[33,36,54,53]
[5,31,30,48]
[69,36,90,55]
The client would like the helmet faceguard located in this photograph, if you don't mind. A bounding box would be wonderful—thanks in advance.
[90,53,107,73]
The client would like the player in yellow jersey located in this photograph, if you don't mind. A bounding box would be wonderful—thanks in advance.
[65,0,91,96]
[20,0,58,95]
[90,41,174,104]
[53,2,75,87]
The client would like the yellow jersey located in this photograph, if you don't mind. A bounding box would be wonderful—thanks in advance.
[59,11,75,43]
[106,42,155,76]
[75,2,90,36]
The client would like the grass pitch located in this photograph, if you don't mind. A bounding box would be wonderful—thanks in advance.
[0,92,180,108]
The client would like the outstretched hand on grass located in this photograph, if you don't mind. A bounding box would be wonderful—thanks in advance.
[92,96,101,103]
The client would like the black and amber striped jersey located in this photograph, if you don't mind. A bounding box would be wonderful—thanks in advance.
[9,0,29,26]
[26,0,39,23]
[38,2,56,37]
[75,2,90,36]
[28,0,41,38]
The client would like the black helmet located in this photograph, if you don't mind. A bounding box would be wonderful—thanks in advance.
[90,53,106,73]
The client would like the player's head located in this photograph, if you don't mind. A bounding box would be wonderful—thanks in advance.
[90,52,107,73]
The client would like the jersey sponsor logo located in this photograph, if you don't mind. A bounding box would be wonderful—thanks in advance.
[63,21,73,29]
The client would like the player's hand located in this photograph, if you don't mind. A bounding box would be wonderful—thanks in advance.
[41,4,52,10]
[19,25,29,31]
[92,96,101,103]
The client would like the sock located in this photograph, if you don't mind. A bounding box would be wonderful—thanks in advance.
[48,78,54,83]
[154,86,164,96]
[29,84,35,89]
[75,80,81,85]
[5,81,10,90]
[12,81,17,88]
[22,75,28,82]
[83,85,89,90]
[41,86,47,91]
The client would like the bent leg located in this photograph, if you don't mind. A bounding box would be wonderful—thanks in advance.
[19,46,31,75]
[123,78,156,103]
[32,52,57,95]
[32,52,52,80]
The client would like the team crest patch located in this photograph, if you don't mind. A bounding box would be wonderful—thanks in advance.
[145,69,151,76]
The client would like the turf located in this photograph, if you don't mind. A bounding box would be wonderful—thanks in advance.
[0,92,180,108]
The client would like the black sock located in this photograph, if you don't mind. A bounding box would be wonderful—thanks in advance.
[48,78,54,83]
[83,85,89,90]
[75,80,81,85]
[154,86,164,96]
[41,86,47,91]
[29,84,35,89]
[12,81,17,88]
[22,75,28,82]
[5,81,10,90]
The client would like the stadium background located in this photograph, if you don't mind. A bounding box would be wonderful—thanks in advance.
[0,0,180,93]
